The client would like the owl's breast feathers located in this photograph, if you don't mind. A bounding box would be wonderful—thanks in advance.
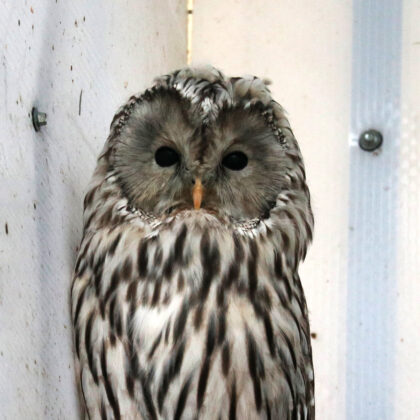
[71,176,314,420]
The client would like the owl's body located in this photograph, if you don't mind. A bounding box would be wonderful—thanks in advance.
[72,67,314,419]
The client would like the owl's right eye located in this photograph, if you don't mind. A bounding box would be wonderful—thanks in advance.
[155,147,180,167]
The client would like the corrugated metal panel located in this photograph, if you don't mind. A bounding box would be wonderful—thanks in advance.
[347,1,402,418]
[0,1,186,418]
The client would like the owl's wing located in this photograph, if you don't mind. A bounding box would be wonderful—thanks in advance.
[71,225,153,420]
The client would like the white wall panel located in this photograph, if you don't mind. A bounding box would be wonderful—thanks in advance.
[0,1,186,418]
[395,0,420,418]
[192,1,351,418]
[192,0,420,418]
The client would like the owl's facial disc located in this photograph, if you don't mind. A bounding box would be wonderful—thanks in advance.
[112,90,292,221]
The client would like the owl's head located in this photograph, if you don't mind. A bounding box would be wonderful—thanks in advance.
[102,67,310,223]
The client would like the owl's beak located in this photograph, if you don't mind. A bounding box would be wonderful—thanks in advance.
[192,178,203,210]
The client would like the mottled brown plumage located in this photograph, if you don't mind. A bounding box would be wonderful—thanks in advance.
[71,66,314,419]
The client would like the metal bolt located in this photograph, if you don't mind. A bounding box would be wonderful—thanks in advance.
[32,107,47,132]
[359,129,383,152]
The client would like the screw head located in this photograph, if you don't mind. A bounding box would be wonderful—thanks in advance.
[32,107,47,132]
[359,129,383,152]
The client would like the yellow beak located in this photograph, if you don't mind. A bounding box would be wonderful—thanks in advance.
[192,178,203,210]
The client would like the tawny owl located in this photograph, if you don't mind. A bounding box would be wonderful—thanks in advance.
[71,66,314,420]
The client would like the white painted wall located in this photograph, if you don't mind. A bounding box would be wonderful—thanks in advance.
[191,0,420,419]
[192,1,351,417]
[0,1,186,418]
[395,2,420,418]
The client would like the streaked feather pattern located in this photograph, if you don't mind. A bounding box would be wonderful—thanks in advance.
[71,66,314,419]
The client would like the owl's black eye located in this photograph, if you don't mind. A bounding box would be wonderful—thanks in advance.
[155,147,179,167]
[222,151,248,171]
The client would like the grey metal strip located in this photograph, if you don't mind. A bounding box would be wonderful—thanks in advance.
[347,1,402,419]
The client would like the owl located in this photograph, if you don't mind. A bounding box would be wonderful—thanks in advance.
[71,66,314,420]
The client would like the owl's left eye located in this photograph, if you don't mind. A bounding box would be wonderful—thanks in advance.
[222,151,248,171]
[155,147,180,167]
